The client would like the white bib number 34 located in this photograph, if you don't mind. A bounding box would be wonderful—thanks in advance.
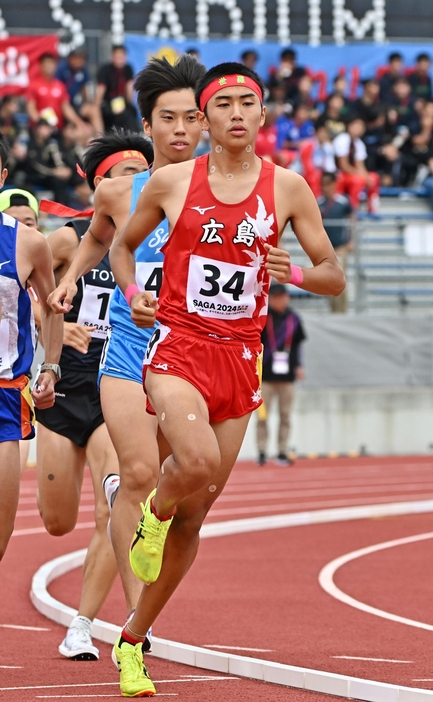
[186,255,257,320]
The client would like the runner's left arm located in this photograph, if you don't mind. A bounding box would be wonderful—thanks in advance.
[268,170,345,296]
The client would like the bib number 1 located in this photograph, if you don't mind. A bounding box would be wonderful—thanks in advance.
[77,284,113,339]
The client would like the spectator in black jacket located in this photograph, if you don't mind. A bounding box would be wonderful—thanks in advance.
[267,48,306,103]
[256,284,306,466]
[379,52,404,103]
[23,119,74,204]
[408,53,432,102]
[94,45,139,132]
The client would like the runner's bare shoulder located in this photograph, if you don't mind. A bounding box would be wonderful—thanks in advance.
[147,160,195,191]
[274,164,318,219]
[47,224,81,270]
[93,174,135,213]
[16,221,51,282]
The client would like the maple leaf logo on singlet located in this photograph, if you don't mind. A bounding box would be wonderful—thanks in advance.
[254,279,264,298]
[245,195,275,241]
[242,247,265,269]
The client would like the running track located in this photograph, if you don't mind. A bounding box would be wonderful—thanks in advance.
[1,455,433,701]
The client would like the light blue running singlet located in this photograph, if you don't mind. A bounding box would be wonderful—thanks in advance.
[108,170,168,343]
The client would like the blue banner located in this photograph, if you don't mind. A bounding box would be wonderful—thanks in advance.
[125,36,433,98]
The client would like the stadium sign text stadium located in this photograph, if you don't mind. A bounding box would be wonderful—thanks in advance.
[1,0,391,53]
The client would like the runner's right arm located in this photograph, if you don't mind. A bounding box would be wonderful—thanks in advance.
[47,182,116,314]
[110,170,166,327]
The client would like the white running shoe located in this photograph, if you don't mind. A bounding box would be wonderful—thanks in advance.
[102,473,120,542]
[58,616,99,661]
[102,473,120,510]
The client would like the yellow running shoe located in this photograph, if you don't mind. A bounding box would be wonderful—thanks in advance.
[129,488,173,584]
[113,635,155,698]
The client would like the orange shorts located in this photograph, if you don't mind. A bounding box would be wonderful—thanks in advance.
[0,374,35,442]
[142,324,263,424]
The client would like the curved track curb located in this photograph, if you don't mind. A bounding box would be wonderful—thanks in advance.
[31,500,433,701]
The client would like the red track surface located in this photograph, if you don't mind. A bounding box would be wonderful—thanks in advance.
[2,455,433,701]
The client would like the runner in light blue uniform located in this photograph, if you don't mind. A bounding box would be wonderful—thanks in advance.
[99,170,168,385]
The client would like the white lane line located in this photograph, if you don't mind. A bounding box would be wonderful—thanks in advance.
[0,666,23,669]
[16,505,95,518]
[319,531,433,631]
[1,677,236,692]
[36,696,178,699]
[208,494,433,518]
[332,656,413,663]
[18,491,95,506]
[203,645,274,652]
[0,623,50,631]
[31,499,433,702]
[0,684,118,692]
[12,522,95,537]
[223,476,433,493]
[226,463,433,483]
[216,483,433,502]
[17,494,433,526]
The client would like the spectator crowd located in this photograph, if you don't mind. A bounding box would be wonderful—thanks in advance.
[253,48,433,214]
[1,44,433,214]
[0,44,140,209]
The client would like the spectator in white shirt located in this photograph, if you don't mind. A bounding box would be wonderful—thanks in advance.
[333,116,381,213]
[295,124,336,196]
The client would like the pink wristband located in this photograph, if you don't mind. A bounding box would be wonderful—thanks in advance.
[125,284,140,307]
[290,265,303,287]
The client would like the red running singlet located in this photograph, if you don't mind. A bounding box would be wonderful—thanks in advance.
[157,154,279,345]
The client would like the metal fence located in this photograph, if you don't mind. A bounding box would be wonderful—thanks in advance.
[283,213,433,315]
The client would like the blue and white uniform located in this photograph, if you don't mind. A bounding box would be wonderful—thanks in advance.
[99,171,168,384]
[0,212,36,441]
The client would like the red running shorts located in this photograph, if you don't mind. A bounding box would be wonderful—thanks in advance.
[142,324,263,424]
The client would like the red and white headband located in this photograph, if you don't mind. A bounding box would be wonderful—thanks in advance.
[199,74,263,112]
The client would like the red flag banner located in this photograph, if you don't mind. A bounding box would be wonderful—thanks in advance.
[0,36,58,96]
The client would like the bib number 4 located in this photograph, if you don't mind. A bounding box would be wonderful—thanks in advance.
[136,262,163,299]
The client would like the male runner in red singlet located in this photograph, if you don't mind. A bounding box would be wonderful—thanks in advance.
[46,57,205,673]
[109,62,345,697]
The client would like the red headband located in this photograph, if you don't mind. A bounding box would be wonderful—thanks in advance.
[94,150,149,178]
[199,74,263,112]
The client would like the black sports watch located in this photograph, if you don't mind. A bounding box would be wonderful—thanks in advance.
[40,363,61,381]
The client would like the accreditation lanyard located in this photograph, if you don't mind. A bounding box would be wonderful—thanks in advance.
[266,312,295,353]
